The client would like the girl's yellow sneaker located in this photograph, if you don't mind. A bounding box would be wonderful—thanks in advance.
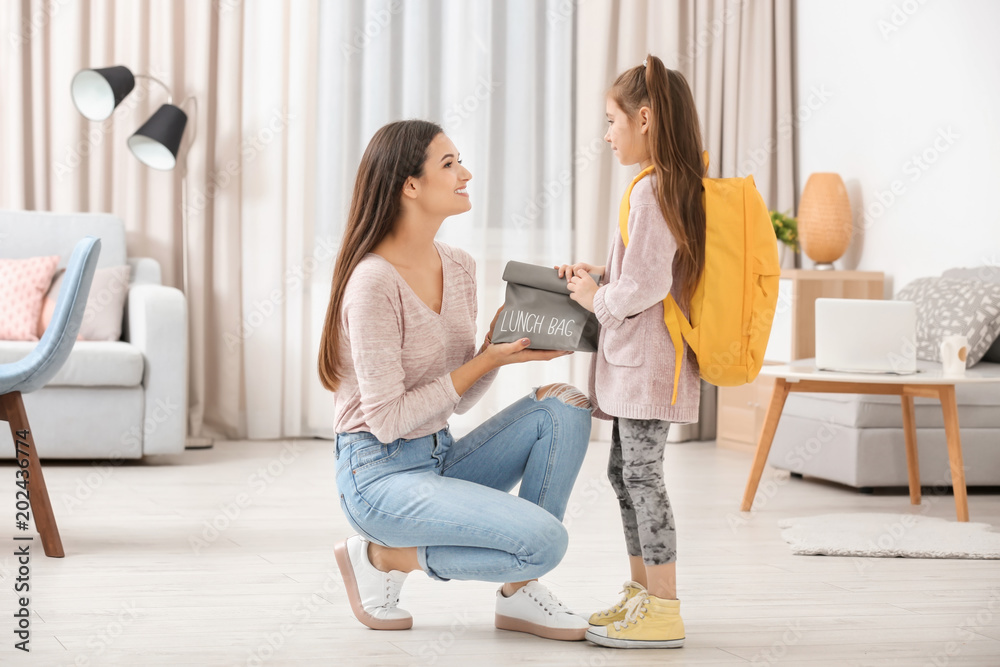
[585,592,685,649]
[587,581,645,626]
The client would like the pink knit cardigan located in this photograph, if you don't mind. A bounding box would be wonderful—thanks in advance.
[588,173,701,423]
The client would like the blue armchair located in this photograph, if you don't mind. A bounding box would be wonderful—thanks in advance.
[0,236,101,557]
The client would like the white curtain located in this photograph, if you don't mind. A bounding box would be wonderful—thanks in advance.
[314,0,576,436]
[2,0,791,441]
[239,1,322,439]
[572,0,795,263]
[0,0,323,441]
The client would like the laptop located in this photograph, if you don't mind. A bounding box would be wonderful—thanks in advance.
[814,298,918,374]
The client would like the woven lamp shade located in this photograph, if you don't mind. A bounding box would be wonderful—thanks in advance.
[797,173,853,269]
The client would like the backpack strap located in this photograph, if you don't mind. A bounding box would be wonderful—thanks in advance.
[617,166,654,246]
[618,166,685,406]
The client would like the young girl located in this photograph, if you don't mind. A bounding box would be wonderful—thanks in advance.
[558,54,706,649]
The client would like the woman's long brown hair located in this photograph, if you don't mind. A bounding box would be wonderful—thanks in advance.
[609,55,706,310]
[318,120,443,392]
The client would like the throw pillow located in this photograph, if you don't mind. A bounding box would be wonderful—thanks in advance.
[896,277,1000,367]
[0,256,60,341]
[941,267,1000,363]
[37,265,132,341]
[942,266,1000,285]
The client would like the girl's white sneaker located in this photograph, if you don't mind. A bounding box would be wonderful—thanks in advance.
[494,581,588,641]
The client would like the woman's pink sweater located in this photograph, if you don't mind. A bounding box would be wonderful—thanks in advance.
[333,242,497,443]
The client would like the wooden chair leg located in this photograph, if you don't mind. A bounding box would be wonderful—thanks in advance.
[741,378,792,511]
[900,395,922,506]
[938,385,970,522]
[0,393,65,557]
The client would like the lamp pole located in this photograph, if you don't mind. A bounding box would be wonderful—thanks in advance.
[71,65,212,449]
[176,96,213,450]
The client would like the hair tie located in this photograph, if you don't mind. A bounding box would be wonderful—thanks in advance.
[642,58,648,68]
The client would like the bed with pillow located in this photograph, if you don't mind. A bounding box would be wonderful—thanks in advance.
[0,210,186,458]
[766,266,1000,489]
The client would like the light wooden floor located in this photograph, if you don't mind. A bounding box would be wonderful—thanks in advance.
[2,438,999,666]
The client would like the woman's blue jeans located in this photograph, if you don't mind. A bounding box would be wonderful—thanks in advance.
[335,389,592,583]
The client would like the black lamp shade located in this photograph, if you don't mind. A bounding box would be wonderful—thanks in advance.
[71,66,135,121]
[127,104,188,170]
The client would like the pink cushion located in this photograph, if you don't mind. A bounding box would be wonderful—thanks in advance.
[37,265,131,341]
[0,256,60,341]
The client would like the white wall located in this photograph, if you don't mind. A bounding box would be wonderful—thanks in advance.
[795,0,1000,296]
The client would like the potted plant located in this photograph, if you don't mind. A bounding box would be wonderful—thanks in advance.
[770,210,799,267]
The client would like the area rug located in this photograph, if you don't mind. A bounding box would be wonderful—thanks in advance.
[778,513,1000,559]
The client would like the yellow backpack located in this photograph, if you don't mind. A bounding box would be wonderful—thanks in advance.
[618,162,780,405]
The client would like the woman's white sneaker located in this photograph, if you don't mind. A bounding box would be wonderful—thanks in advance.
[494,581,589,641]
[334,535,412,630]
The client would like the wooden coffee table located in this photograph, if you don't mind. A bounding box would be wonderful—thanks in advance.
[740,360,1000,522]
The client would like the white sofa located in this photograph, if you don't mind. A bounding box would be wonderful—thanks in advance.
[766,366,1000,489]
[0,211,186,458]
[767,263,1000,489]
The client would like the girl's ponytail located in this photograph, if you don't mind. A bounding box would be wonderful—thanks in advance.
[609,55,706,310]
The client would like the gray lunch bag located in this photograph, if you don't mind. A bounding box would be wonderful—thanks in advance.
[490,261,601,352]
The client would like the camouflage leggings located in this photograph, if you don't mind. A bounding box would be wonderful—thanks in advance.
[608,417,676,565]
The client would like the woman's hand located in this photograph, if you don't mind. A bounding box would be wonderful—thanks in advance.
[478,305,504,354]
[488,305,503,336]
[454,327,570,397]
[483,338,571,368]
[555,262,604,282]
[567,269,598,313]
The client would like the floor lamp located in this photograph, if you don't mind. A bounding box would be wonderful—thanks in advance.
[71,65,212,449]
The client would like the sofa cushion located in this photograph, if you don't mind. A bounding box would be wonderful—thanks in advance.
[941,266,1000,284]
[0,341,143,387]
[38,265,131,341]
[0,387,145,459]
[781,392,1000,429]
[0,255,59,341]
[781,363,1000,429]
[896,276,1000,366]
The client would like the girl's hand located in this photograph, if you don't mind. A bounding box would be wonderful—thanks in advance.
[484,338,572,368]
[555,262,604,281]
[567,268,598,313]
